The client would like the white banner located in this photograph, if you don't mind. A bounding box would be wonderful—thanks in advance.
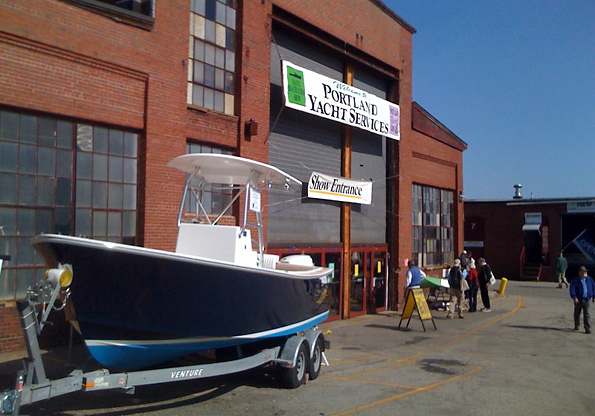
[282,60,400,140]
[308,172,372,205]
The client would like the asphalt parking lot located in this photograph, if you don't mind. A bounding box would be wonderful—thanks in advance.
[1,280,593,416]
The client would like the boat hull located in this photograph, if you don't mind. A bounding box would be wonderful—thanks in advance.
[33,235,329,370]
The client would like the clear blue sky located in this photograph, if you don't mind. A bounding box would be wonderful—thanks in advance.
[384,1,595,200]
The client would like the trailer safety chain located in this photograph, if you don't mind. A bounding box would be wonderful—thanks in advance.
[52,288,71,312]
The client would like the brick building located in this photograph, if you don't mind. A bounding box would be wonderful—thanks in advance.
[0,0,466,352]
[465,197,595,283]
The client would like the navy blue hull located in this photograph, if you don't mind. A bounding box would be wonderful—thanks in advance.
[33,235,329,370]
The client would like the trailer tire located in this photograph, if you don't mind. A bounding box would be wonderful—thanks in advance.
[308,336,323,380]
[281,342,309,389]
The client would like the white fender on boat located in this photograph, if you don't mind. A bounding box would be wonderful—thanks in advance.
[46,264,73,288]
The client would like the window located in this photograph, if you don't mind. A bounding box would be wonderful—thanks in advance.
[188,0,236,115]
[60,0,155,23]
[109,0,154,16]
[0,110,138,300]
[185,142,232,215]
[412,184,454,267]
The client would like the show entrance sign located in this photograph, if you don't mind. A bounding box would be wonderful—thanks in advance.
[398,288,436,331]
[308,172,372,205]
[282,60,400,141]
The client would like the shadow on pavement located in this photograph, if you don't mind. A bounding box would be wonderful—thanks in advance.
[1,347,293,416]
[365,323,398,331]
[502,324,576,332]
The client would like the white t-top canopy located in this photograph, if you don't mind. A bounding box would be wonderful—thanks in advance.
[168,154,301,187]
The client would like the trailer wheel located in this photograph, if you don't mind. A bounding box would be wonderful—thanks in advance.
[281,343,309,389]
[308,336,323,380]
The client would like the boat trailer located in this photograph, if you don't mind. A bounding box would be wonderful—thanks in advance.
[0,267,329,415]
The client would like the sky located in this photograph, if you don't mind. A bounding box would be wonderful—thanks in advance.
[383,1,595,200]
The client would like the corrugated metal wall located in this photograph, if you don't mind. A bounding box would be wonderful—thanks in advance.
[352,70,387,244]
[268,30,387,246]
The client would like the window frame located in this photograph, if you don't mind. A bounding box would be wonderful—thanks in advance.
[0,109,139,301]
[412,184,455,267]
[188,0,237,115]
[59,0,155,30]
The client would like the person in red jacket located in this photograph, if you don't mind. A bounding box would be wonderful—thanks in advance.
[467,263,479,312]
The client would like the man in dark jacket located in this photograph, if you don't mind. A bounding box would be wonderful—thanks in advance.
[447,259,464,319]
[569,266,595,334]
[477,258,491,312]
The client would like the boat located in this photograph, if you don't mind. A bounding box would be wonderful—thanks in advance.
[32,154,331,370]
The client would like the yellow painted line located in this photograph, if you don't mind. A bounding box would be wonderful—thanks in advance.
[331,366,485,416]
[400,295,523,361]
[438,295,523,350]
[326,353,382,367]
[323,374,418,390]
[340,360,414,379]
[329,296,522,415]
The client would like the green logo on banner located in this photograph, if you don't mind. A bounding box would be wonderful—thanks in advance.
[286,66,306,106]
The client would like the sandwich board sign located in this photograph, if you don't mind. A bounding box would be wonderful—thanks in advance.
[398,288,436,331]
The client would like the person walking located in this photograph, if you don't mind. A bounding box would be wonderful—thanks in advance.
[467,263,479,312]
[477,257,492,312]
[406,259,425,289]
[556,253,569,288]
[447,259,464,319]
[569,266,595,334]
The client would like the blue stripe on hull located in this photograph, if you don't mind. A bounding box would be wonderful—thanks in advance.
[87,312,329,370]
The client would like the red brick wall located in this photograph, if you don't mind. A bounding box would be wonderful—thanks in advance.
[273,0,413,67]
[464,201,567,282]
[0,0,464,349]
[395,125,465,304]
[0,303,25,353]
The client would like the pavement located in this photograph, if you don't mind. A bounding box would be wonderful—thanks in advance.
[1,280,593,416]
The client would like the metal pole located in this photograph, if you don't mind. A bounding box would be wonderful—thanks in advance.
[341,63,354,320]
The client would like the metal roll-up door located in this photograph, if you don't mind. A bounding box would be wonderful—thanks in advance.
[268,30,343,245]
[270,31,343,87]
[351,130,386,244]
[268,111,342,245]
[351,71,389,244]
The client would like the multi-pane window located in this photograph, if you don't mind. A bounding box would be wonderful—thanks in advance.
[75,125,138,243]
[440,189,454,263]
[61,0,155,19]
[412,185,423,265]
[188,0,236,115]
[185,142,233,216]
[412,184,454,267]
[0,110,138,300]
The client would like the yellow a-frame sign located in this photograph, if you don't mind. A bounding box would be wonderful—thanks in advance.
[398,288,436,331]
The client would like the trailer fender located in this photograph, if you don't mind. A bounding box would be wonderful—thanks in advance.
[276,335,309,369]
[303,329,325,360]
